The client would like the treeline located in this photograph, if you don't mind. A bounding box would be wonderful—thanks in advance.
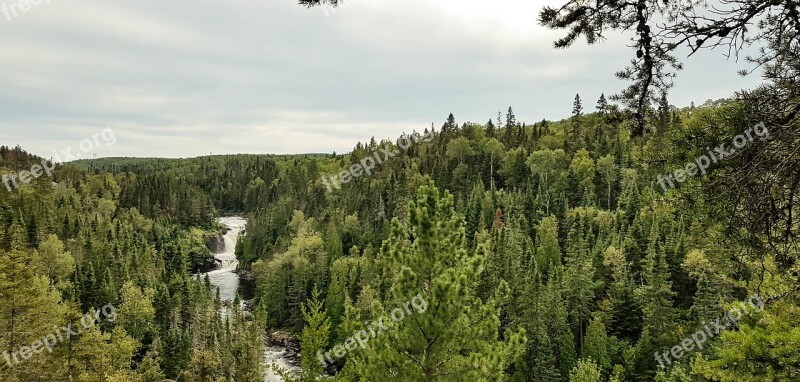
[7,90,797,381]
[231,96,797,381]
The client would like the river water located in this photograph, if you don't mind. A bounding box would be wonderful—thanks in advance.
[204,216,299,382]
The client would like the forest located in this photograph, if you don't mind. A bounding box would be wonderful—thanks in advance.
[1,0,799,381]
[2,81,798,381]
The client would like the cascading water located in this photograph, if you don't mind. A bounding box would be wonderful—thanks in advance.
[203,216,298,382]
[204,216,247,303]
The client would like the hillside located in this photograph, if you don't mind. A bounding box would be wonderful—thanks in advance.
[3,96,792,381]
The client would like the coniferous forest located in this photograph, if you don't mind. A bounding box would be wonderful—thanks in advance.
[1,1,799,382]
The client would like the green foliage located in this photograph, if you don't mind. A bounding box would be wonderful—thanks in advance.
[692,299,800,382]
[278,289,330,382]
[582,318,611,374]
[569,358,602,382]
[352,183,526,380]
[3,87,799,381]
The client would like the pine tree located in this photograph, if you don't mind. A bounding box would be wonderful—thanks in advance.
[354,182,526,380]
[692,299,800,382]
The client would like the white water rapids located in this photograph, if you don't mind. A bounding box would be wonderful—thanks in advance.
[204,216,246,303]
[203,216,299,382]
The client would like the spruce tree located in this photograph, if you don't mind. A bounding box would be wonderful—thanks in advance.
[581,318,611,374]
[517,274,561,382]
[573,94,584,118]
[486,118,496,137]
[505,107,517,144]
[569,94,584,150]
[544,269,577,379]
[632,223,676,379]
[596,93,608,115]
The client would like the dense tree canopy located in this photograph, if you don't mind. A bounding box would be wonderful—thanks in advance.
[0,2,796,380]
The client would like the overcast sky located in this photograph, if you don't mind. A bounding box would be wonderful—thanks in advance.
[0,0,763,159]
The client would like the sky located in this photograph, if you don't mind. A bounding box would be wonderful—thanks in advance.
[0,0,764,159]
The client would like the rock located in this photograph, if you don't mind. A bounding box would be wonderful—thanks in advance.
[270,330,295,345]
[204,232,225,253]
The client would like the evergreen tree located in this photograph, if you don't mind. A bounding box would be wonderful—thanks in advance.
[632,223,677,380]
[596,93,608,115]
[516,274,561,382]
[573,94,584,118]
[581,318,611,375]
[505,106,517,144]
[544,270,577,378]
[598,246,642,341]
[563,219,598,349]
[354,183,526,380]
[692,299,800,382]
[277,289,329,382]
[486,118,496,137]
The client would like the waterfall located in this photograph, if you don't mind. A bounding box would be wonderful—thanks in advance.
[202,216,298,382]
[203,216,246,303]
[215,216,246,272]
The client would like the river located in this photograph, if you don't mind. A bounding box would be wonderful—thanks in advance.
[204,216,299,382]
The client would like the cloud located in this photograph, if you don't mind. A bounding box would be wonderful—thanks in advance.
[0,0,763,158]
